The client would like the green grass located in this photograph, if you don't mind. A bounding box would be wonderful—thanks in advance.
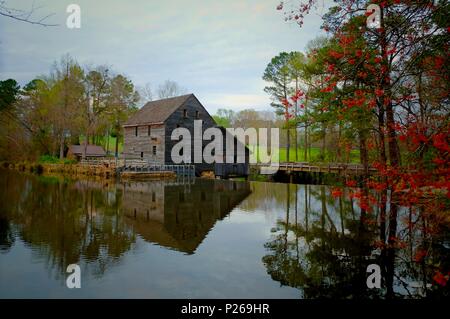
[79,135,123,154]
[38,155,76,164]
[247,145,360,163]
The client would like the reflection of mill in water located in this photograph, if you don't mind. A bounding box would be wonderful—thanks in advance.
[122,178,251,254]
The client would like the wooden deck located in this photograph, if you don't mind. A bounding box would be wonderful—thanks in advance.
[79,158,196,177]
[253,162,376,175]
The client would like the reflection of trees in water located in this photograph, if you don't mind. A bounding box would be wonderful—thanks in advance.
[260,183,450,299]
[0,171,253,281]
[0,171,136,279]
[0,216,15,252]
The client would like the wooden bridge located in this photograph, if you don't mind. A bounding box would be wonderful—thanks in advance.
[79,158,196,177]
[119,162,196,177]
[252,162,376,175]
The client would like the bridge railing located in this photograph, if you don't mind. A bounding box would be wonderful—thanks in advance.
[253,162,376,174]
[119,162,196,177]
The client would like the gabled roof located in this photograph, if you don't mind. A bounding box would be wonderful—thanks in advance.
[68,144,106,156]
[124,94,194,127]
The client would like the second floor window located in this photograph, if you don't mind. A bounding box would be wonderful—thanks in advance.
[135,126,138,136]
[152,146,157,155]
[148,125,151,136]
[195,110,200,119]
[183,109,187,118]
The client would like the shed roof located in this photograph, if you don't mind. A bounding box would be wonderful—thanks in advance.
[124,94,193,127]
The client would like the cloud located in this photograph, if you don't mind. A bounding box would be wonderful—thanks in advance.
[202,93,271,113]
[0,0,329,112]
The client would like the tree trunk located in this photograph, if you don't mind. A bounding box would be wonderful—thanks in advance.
[295,79,299,161]
[59,133,65,160]
[359,129,369,175]
[380,8,400,167]
[286,127,290,162]
[115,134,119,159]
[304,98,308,162]
[106,128,110,155]
[83,131,88,160]
[321,125,326,160]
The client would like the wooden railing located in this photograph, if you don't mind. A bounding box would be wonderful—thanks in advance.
[119,162,195,177]
[79,157,195,177]
[253,162,376,175]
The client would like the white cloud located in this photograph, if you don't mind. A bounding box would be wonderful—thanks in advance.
[0,0,329,112]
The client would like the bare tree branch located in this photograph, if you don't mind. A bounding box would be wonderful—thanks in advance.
[0,0,58,26]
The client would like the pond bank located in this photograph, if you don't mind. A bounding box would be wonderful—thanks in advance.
[1,160,350,186]
[1,161,117,179]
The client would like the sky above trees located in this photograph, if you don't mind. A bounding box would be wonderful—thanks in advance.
[0,0,329,113]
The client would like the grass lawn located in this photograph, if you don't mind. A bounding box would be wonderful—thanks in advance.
[247,145,360,163]
[79,135,123,154]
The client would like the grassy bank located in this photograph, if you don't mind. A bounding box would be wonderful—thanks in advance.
[1,161,116,179]
[246,146,360,163]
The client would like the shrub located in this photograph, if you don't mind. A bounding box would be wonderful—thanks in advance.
[38,155,60,164]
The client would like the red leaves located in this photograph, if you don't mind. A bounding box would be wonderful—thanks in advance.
[342,96,366,109]
[432,133,450,153]
[321,82,336,93]
[433,271,449,287]
[290,89,304,103]
[357,71,368,79]
[331,188,343,198]
[432,157,446,166]
[338,35,355,47]
[375,88,384,97]
[281,97,291,107]
[329,50,344,59]
[413,249,427,263]
[346,179,357,187]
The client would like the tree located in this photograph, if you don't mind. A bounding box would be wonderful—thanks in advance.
[263,52,294,161]
[137,82,153,106]
[157,80,186,99]
[51,55,85,159]
[277,0,450,287]
[213,108,235,127]
[83,66,110,158]
[107,74,139,158]
[0,79,20,112]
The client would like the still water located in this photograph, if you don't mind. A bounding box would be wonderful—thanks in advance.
[0,169,448,298]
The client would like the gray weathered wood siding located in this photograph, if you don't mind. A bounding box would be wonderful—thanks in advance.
[123,124,165,164]
[122,94,249,177]
[164,95,216,174]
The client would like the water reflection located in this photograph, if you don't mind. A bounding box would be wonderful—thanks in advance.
[0,169,448,298]
[122,179,251,254]
[254,183,450,299]
[0,170,251,280]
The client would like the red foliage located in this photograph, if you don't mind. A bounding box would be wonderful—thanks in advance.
[413,249,427,263]
[331,188,343,198]
[433,271,449,287]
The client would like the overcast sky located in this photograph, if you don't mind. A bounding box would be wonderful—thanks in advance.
[0,0,329,113]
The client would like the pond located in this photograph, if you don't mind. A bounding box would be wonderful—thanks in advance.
[0,169,448,298]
